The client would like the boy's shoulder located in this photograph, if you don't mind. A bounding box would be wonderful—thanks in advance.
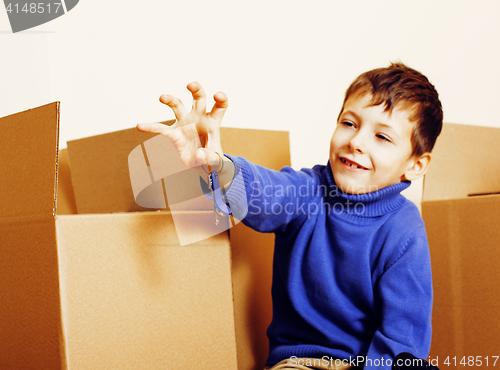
[387,196,425,230]
[364,197,430,276]
[372,191,427,248]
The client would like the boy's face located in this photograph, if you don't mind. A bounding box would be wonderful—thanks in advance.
[330,91,417,194]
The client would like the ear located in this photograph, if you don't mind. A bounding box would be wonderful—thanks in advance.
[402,153,431,181]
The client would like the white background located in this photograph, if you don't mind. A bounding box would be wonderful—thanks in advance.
[1,0,499,207]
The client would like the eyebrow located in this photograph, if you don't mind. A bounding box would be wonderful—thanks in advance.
[341,110,360,121]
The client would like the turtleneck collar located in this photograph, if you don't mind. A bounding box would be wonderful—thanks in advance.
[323,161,411,218]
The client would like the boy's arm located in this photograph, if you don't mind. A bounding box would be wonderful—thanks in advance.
[364,229,433,370]
[137,82,321,232]
[136,82,235,189]
[223,156,322,233]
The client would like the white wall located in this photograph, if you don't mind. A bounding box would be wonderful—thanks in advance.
[1,0,499,207]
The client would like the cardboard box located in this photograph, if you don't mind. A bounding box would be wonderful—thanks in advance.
[422,123,500,366]
[0,102,291,370]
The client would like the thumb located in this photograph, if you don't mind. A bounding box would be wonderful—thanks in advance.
[195,148,223,170]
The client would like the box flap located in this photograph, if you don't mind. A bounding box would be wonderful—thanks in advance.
[0,102,59,220]
[221,127,291,169]
[423,123,500,201]
[56,148,78,215]
[67,126,160,214]
[68,124,290,214]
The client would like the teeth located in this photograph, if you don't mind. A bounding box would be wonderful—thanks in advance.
[341,157,363,169]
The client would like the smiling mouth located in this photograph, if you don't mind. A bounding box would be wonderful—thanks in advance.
[340,157,368,170]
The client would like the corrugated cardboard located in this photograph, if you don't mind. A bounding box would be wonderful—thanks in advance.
[422,123,500,365]
[66,124,289,370]
[0,103,291,370]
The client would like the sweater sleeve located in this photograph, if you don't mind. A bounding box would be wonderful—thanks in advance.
[222,155,322,234]
[364,228,433,370]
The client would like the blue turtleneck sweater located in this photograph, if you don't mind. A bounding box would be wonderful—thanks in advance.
[223,156,433,369]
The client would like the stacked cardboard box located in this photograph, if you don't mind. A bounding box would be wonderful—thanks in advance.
[7,104,496,370]
[422,123,500,367]
[0,102,291,370]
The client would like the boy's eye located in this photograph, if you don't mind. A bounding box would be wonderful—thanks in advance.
[376,134,391,142]
[341,121,355,128]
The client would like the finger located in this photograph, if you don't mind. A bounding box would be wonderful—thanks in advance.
[159,94,188,121]
[209,92,229,121]
[136,122,172,134]
[187,81,207,114]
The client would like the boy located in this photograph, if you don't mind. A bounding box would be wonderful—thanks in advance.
[137,62,443,370]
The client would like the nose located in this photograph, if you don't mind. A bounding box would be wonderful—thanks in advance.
[348,131,366,154]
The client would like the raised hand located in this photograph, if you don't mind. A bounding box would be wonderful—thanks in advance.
[137,81,228,170]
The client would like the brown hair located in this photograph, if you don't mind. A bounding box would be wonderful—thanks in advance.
[339,62,443,158]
